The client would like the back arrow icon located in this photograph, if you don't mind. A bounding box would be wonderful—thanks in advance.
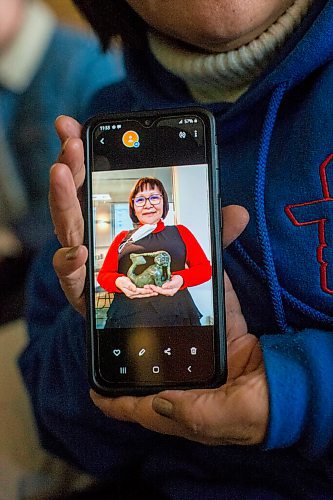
[187,366,192,373]
[100,137,105,144]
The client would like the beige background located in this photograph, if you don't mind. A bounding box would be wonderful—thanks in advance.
[0,321,92,499]
[44,0,88,28]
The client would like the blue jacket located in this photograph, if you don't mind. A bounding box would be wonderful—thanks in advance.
[0,24,123,249]
[20,1,333,497]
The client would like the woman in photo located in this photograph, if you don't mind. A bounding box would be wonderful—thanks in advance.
[97,176,212,328]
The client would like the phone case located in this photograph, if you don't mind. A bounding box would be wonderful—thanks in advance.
[83,107,226,395]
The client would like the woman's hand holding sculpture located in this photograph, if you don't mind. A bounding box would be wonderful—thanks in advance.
[145,274,184,296]
[115,276,158,299]
[116,273,183,298]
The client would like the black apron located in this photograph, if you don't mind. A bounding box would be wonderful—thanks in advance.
[105,226,202,328]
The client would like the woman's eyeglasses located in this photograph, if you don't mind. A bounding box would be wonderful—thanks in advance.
[133,194,163,207]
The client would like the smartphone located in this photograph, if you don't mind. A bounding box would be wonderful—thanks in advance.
[83,107,226,395]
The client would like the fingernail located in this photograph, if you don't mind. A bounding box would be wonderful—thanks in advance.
[153,397,173,417]
[60,137,70,156]
[65,246,80,260]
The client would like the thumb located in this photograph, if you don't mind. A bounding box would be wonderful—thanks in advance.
[151,390,227,444]
[126,281,137,292]
[152,390,197,421]
[161,280,174,289]
[222,205,249,249]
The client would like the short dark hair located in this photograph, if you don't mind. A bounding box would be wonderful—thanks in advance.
[72,0,148,50]
[129,177,169,223]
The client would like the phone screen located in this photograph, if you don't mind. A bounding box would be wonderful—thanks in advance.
[84,109,225,394]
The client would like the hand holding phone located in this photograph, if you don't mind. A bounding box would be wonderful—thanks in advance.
[50,121,268,446]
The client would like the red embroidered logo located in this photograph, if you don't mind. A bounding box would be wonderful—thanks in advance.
[285,154,333,295]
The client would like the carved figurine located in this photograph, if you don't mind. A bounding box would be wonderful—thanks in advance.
[127,251,171,287]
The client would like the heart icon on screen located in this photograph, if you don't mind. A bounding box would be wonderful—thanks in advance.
[113,349,121,357]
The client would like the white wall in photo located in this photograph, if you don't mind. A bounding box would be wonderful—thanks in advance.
[172,165,213,325]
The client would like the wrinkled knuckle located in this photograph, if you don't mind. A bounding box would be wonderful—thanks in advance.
[66,224,83,241]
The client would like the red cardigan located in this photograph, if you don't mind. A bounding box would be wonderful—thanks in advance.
[97,222,212,293]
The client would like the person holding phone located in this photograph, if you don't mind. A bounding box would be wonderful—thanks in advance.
[19,0,333,498]
[97,176,211,328]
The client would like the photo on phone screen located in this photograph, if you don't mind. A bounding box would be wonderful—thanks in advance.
[84,109,225,394]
